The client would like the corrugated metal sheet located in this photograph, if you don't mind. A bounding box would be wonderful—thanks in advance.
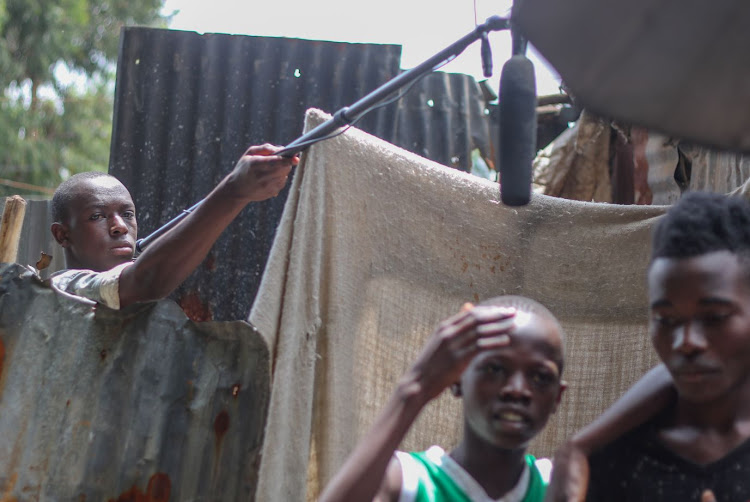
[109,28,401,323]
[388,70,491,171]
[0,263,269,500]
[109,27,491,321]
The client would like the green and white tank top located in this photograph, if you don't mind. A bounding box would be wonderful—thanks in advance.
[395,446,548,502]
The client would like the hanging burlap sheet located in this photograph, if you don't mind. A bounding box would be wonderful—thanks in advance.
[250,109,667,501]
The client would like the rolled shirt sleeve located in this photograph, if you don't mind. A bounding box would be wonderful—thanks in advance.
[50,262,133,310]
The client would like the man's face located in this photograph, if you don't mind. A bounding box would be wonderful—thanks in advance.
[55,177,137,272]
[459,312,565,450]
[649,251,750,404]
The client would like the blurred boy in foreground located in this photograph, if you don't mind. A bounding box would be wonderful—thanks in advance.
[319,296,567,502]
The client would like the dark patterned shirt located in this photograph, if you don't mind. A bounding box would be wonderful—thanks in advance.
[587,421,750,502]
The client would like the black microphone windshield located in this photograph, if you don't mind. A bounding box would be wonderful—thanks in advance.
[498,55,537,206]
[480,33,493,78]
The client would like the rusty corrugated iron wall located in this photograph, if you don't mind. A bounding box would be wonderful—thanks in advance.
[109,27,491,322]
[0,263,270,500]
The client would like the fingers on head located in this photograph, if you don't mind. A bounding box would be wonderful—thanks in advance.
[476,333,511,349]
[472,305,516,321]
[475,318,515,335]
[435,306,515,352]
[453,306,515,332]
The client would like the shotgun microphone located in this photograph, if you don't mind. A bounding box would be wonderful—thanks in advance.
[498,54,536,206]
[480,32,493,78]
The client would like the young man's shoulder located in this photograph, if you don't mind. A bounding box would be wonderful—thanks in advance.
[50,262,133,310]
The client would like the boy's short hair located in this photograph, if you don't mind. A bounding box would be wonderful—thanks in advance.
[478,295,565,373]
[51,172,113,223]
[651,192,750,263]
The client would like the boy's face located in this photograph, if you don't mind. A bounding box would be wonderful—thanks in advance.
[53,177,137,272]
[649,250,750,404]
[459,311,565,450]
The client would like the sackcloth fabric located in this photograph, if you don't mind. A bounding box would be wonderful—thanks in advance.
[249,108,666,501]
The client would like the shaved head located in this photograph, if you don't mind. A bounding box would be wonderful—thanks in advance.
[51,172,126,223]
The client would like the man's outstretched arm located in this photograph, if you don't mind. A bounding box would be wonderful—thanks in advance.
[118,144,297,308]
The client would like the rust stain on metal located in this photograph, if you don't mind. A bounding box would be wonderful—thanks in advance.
[213,410,229,442]
[212,410,230,477]
[231,383,241,399]
[146,473,171,502]
[107,472,171,502]
[0,472,18,502]
[176,291,213,322]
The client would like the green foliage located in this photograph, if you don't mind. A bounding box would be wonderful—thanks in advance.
[0,0,166,89]
[0,91,66,196]
[60,81,115,174]
[0,0,166,197]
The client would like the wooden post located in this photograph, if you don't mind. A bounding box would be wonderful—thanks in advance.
[0,195,27,263]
